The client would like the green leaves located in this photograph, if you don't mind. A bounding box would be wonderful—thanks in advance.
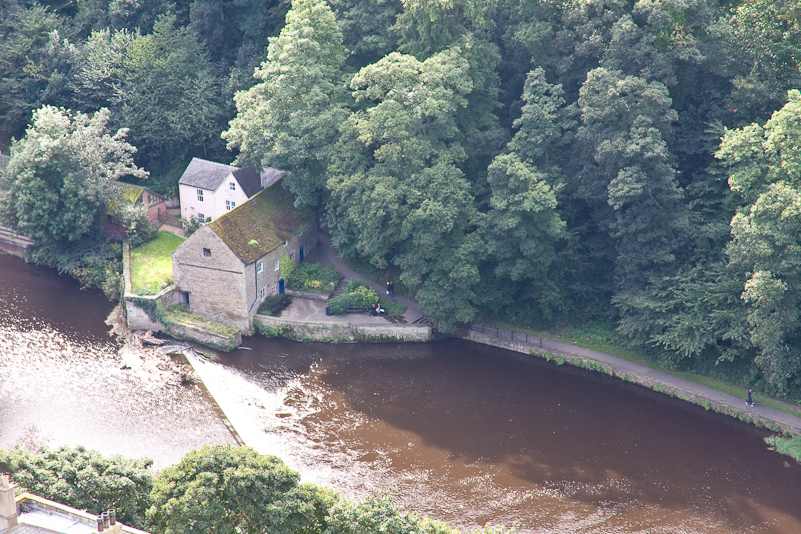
[1,106,145,245]
[719,92,801,390]
[327,48,482,331]
[147,445,335,534]
[116,14,226,163]
[0,445,153,529]
[224,0,349,209]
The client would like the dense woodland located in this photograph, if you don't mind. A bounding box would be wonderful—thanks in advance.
[2,0,801,398]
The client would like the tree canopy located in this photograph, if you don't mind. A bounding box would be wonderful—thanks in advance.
[0,105,145,244]
[4,0,801,395]
[147,445,335,534]
[0,445,153,529]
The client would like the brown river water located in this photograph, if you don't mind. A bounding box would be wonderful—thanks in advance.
[1,253,800,533]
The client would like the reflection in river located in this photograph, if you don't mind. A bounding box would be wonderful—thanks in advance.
[209,336,801,534]
[0,254,237,468]
[2,252,801,533]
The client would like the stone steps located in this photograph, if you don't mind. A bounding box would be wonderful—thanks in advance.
[332,276,351,297]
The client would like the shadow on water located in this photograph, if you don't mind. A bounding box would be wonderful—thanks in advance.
[0,254,238,468]
[0,254,115,341]
[223,336,801,532]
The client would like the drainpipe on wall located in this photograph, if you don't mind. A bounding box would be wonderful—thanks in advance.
[248,261,259,316]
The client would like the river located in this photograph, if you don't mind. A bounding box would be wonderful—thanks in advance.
[1,253,800,533]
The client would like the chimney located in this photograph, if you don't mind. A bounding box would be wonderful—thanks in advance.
[96,509,122,534]
[0,474,18,530]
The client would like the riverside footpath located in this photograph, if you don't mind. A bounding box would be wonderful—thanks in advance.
[466,323,801,436]
[263,232,801,437]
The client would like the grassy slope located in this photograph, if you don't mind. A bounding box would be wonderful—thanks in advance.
[130,232,185,292]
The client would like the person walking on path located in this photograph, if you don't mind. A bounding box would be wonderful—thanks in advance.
[387,280,394,297]
[746,388,754,406]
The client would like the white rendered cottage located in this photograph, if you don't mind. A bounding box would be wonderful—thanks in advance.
[178,157,287,223]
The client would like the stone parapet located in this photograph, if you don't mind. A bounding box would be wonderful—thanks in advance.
[254,315,432,342]
[284,288,332,302]
[167,323,241,352]
[124,285,182,332]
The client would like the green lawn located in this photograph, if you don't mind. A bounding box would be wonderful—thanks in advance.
[130,232,185,292]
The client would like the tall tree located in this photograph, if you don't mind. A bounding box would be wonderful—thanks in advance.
[392,0,505,181]
[574,67,690,341]
[327,49,484,331]
[71,28,136,113]
[0,105,146,245]
[115,13,226,187]
[0,5,78,140]
[726,0,801,124]
[224,0,349,209]
[718,90,801,390]
[481,68,573,320]
[147,446,335,534]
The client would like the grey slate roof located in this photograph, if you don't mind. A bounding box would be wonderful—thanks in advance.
[232,167,261,198]
[233,167,288,198]
[180,158,288,198]
[178,158,238,191]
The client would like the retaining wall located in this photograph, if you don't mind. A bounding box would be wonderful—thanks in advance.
[254,314,432,342]
[167,323,242,352]
[284,288,332,302]
[0,225,34,258]
[465,329,801,436]
[122,239,240,351]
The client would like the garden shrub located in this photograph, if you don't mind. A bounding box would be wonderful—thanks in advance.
[345,279,366,293]
[258,294,290,315]
[327,281,379,315]
[284,260,339,293]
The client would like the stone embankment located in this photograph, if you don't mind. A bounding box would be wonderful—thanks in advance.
[254,314,431,343]
[0,224,34,258]
[465,325,801,436]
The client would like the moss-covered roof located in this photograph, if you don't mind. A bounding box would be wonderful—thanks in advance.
[106,183,145,215]
[209,182,314,265]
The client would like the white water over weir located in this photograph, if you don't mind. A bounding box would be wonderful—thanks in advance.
[183,349,397,501]
[3,253,801,534]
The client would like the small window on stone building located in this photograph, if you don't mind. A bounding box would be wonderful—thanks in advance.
[290,251,296,260]
[202,248,211,257]
[257,261,263,273]
[197,189,204,202]
[271,284,278,295]
[226,200,236,210]
[260,287,266,299]
[230,182,236,191]
[274,260,280,271]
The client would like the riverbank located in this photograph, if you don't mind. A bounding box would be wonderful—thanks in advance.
[464,326,801,438]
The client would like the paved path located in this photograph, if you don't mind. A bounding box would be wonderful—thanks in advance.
[281,232,801,435]
[470,326,801,435]
[284,231,426,325]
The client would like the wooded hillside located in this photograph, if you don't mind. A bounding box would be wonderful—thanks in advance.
[2,0,801,397]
